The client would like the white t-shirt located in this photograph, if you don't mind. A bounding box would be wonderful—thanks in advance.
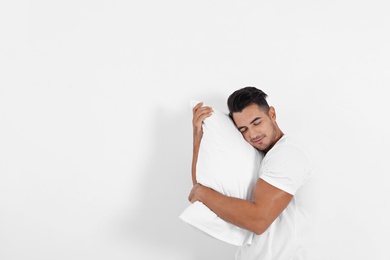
[235,135,314,260]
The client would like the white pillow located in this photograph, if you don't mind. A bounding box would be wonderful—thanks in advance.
[179,100,263,246]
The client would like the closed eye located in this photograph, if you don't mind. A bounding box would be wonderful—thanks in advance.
[238,127,247,133]
[251,117,262,126]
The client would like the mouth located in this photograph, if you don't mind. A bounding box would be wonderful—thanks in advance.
[252,135,265,144]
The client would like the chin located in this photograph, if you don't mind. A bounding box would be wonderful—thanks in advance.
[255,144,265,151]
[259,143,271,152]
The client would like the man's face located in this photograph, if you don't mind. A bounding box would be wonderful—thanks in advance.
[232,103,278,153]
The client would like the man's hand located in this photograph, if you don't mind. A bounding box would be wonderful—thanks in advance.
[192,102,213,145]
[188,183,208,203]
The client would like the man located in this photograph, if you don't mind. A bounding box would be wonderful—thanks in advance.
[189,87,313,259]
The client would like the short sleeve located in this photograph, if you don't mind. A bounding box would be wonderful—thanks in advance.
[260,143,312,195]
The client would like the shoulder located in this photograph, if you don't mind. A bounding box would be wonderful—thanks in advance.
[260,135,312,194]
[265,135,311,167]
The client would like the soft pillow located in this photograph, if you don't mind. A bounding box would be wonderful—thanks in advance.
[179,100,263,246]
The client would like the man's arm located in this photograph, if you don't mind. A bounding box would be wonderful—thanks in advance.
[191,102,213,185]
[188,178,293,235]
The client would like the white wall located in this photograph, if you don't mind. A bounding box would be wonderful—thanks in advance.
[1,1,389,259]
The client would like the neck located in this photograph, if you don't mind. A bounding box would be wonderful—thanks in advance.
[264,129,284,154]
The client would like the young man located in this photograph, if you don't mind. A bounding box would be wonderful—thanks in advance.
[189,87,313,259]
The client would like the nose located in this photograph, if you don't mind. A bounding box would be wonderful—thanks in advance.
[247,128,257,141]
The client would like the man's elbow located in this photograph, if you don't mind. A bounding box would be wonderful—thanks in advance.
[251,221,270,235]
[253,227,266,236]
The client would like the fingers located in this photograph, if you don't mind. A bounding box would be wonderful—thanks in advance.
[193,102,213,116]
[188,183,202,203]
[188,190,195,203]
[192,102,204,112]
[192,102,213,127]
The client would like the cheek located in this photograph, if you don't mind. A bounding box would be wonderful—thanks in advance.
[242,132,251,142]
[257,122,271,133]
[254,124,264,134]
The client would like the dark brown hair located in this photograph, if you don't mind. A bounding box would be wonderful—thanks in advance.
[227,86,269,117]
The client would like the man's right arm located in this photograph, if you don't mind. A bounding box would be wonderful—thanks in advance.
[191,102,213,185]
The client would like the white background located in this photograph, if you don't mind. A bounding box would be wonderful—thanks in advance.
[1,1,390,259]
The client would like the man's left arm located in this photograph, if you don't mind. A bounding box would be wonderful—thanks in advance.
[188,178,293,235]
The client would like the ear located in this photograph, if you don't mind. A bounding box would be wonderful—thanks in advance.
[268,106,276,120]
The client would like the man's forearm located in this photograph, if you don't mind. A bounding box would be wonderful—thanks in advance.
[195,185,268,235]
[191,142,200,185]
[191,131,202,185]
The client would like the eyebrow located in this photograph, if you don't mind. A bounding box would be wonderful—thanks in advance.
[250,117,262,124]
[237,117,262,131]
